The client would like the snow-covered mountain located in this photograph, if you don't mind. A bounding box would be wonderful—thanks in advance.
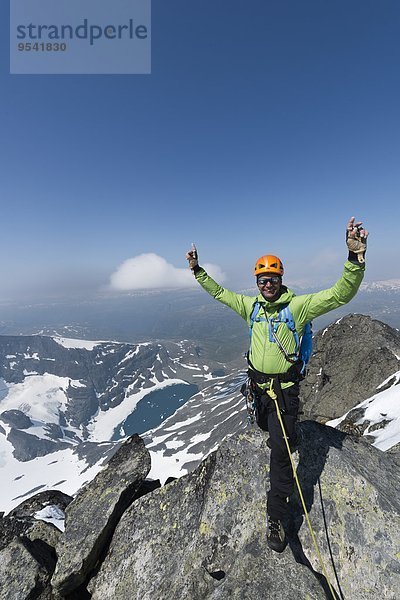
[2,313,400,516]
[144,371,247,483]
[360,279,400,293]
[327,369,400,451]
[145,365,400,483]
[0,335,226,513]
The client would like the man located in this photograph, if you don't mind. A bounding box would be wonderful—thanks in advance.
[186,217,368,553]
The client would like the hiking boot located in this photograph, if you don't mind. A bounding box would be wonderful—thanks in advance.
[267,517,286,553]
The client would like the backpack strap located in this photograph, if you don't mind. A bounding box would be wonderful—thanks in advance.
[248,301,267,338]
[275,304,300,352]
[276,305,313,374]
[299,321,313,373]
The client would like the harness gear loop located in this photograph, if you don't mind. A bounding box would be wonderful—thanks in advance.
[270,393,338,599]
[244,378,257,425]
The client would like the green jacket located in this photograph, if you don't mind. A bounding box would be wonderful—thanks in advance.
[195,260,364,385]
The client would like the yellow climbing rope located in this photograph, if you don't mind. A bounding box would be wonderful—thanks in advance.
[267,382,337,599]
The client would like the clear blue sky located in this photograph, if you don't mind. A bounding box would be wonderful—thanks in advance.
[1,0,399,300]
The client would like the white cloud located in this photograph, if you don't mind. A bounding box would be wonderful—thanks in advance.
[110,253,226,291]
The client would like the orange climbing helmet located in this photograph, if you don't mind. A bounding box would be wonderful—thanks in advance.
[254,255,284,277]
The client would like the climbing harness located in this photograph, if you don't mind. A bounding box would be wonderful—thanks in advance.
[266,381,338,599]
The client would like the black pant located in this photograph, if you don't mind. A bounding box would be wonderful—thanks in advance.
[255,383,299,521]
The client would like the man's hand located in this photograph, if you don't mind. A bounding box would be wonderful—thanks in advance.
[186,243,198,270]
[346,216,368,264]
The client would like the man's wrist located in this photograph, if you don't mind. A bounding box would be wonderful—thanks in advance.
[347,251,365,264]
[192,264,201,274]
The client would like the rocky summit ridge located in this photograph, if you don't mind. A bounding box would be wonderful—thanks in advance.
[300,314,400,421]
[1,420,399,599]
[1,313,400,598]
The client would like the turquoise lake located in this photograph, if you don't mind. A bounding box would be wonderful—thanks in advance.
[111,383,199,439]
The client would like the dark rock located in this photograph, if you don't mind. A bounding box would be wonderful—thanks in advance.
[89,423,400,600]
[37,585,56,599]
[335,406,371,436]
[387,442,400,455]
[377,375,398,393]
[337,418,369,436]
[0,538,54,600]
[0,513,35,552]
[51,434,151,597]
[165,476,178,485]
[26,520,62,550]
[7,428,70,461]
[63,429,81,442]
[0,490,71,552]
[133,478,161,500]
[368,418,392,433]
[43,423,65,440]
[72,440,120,469]
[300,314,400,420]
[0,409,33,429]
[65,382,98,429]
[9,490,72,520]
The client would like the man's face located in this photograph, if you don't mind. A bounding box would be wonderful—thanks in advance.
[257,273,282,302]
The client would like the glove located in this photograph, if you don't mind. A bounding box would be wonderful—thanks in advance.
[186,243,198,270]
[346,217,368,264]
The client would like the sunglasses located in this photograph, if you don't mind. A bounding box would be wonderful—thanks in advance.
[257,276,281,286]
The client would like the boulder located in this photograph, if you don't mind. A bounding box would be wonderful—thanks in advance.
[89,423,400,600]
[8,490,72,520]
[51,434,151,597]
[286,421,400,599]
[0,490,71,552]
[300,314,400,420]
[88,428,324,599]
[26,520,62,550]
[0,537,55,600]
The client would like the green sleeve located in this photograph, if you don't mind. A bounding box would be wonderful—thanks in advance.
[194,268,254,321]
[293,261,365,328]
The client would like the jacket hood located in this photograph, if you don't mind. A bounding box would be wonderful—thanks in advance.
[256,285,296,309]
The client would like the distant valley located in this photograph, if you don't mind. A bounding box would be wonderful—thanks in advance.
[1,281,400,361]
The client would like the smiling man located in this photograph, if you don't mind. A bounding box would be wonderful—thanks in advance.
[186,216,368,553]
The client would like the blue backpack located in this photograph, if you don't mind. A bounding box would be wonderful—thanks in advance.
[248,302,313,375]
